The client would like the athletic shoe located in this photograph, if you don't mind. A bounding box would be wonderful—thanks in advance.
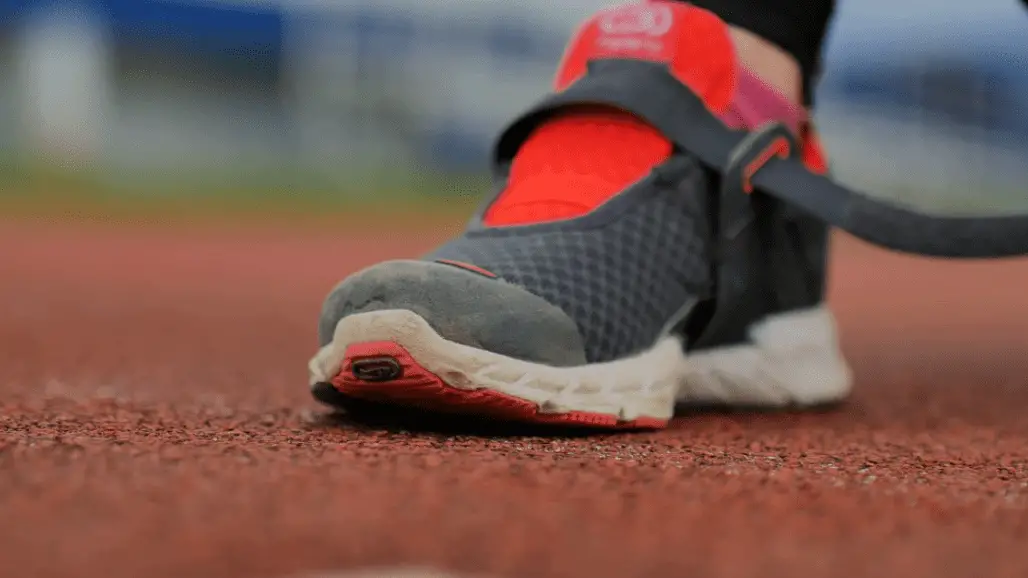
[307,1,852,430]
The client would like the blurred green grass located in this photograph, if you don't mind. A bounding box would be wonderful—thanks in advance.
[0,157,486,228]
[3,156,1024,230]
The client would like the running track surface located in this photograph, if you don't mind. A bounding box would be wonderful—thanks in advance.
[2,218,1028,578]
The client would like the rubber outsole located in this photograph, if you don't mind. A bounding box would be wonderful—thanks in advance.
[327,341,669,430]
[308,306,851,431]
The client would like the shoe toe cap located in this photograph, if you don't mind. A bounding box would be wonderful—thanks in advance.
[318,259,587,367]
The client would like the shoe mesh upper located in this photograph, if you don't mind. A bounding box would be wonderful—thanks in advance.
[427,158,713,364]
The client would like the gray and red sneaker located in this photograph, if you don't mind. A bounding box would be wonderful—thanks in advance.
[309,1,1028,430]
[308,1,850,429]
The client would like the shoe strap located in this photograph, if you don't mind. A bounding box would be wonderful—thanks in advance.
[493,59,1028,259]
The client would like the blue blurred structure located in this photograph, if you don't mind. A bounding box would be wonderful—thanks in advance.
[0,0,1025,208]
[815,0,1028,208]
[0,0,580,175]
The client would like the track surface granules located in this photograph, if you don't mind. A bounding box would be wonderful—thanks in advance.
[3,218,1028,578]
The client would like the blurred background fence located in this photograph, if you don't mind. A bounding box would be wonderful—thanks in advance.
[0,0,1026,213]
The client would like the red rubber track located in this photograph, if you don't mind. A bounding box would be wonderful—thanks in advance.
[2,218,1028,578]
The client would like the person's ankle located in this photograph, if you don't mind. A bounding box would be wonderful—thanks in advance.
[727,26,803,106]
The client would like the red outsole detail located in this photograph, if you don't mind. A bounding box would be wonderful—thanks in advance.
[331,341,668,431]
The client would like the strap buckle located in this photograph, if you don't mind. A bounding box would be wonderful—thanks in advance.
[719,122,798,241]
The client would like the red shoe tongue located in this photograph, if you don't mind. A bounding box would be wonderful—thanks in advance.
[484,1,737,227]
[487,106,672,226]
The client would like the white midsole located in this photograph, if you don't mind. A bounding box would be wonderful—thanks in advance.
[676,305,853,406]
[308,305,852,421]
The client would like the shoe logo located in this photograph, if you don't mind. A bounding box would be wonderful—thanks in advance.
[351,356,403,383]
[597,3,674,38]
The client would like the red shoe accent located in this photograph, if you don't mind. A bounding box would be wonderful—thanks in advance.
[800,121,830,175]
[483,1,735,227]
[332,341,669,430]
[483,1,823,228]
[433,259,498,279]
